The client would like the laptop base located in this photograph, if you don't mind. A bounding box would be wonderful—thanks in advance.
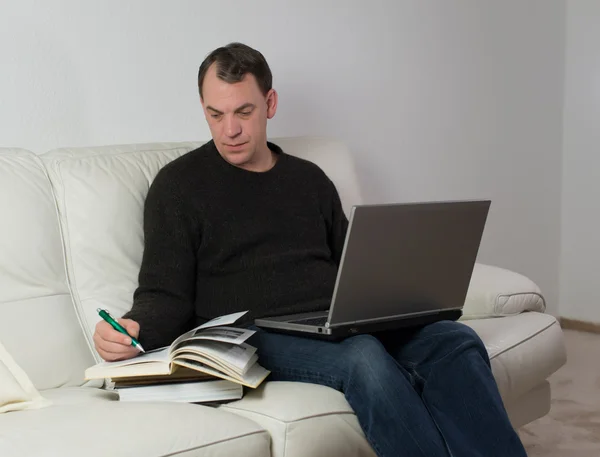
[255,309,462,341]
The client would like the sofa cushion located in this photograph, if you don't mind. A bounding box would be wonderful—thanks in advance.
[0,339,51,413]
[265,137,363,215]
[0,386,270,457]
[461,263,546,319]
[0,148,95,389]
[220,381,376,457]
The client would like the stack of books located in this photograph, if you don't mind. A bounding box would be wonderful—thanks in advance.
[84,311,270,403]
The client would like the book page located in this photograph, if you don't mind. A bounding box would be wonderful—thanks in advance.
[175,353,241,380]
[197,311,248,330]
[174,358,270,389]
[112,366,213,387]
[90,347,171,369]
[172,341,257,373]
[84,348,171,380]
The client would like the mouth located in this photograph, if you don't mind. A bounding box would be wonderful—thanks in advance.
[225,142,248,150]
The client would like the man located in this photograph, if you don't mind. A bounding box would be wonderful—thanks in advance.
[93,42,527,457]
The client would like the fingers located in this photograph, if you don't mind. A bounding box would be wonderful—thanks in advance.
[96,320,131,345]
[96,346,138,362]
[93,332,136,361]
[119,318,140,339]
[93,319,141,362]
[94,336,133,355]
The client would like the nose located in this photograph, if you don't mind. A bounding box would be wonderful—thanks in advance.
[224,114,242,139]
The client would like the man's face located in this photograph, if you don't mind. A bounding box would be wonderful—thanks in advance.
[200,63,277,169]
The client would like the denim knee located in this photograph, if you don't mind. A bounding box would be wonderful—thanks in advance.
[418,321,489,361]
[452,322,486,349]
[447,322,489,363]
[340,334,390,379]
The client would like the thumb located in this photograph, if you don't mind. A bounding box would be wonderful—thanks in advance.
[119,318,140,338]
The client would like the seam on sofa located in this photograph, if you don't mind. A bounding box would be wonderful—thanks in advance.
[28,154,93,358]
[221,405,357,424]
[42,158,100,363]
[48,143,201,163]
[0,292,71,307]
[157,429,269,456]
[278,412,366,457]
[223,407,371,456]
[488,318,558,360]
[283,420,288,457]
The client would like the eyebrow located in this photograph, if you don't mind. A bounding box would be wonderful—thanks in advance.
[206,103,255,115]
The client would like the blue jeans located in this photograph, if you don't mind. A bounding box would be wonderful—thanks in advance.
[248,321,526,457]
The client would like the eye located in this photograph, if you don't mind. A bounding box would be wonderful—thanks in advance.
[210,114,222,120]
[238,111,252,117]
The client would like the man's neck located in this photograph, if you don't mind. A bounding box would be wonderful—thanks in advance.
[239,143,277,173]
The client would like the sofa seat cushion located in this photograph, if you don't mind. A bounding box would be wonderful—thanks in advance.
[463,312,566,401]
[220,381,376,457]
[0,387,270,457]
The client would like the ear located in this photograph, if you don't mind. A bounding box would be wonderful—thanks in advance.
[199,96,210,120]
[266,89,278,119]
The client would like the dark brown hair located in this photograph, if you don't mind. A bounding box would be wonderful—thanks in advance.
[197,42,273,99]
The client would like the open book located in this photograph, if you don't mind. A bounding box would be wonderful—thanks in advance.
[85,311,270,389]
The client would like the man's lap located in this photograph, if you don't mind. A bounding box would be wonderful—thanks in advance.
[248,320,482,390]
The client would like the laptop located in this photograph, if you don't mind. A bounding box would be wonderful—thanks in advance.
[254,200,490,340]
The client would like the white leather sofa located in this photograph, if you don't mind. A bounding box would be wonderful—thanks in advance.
[0,137,566,457]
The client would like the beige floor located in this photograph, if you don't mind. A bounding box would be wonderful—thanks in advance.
[520,329,600,456]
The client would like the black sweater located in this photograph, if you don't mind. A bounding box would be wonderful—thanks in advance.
[124,140,349,350]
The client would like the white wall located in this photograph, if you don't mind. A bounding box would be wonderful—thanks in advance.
[0,0,566,313]
[560,0,600,323]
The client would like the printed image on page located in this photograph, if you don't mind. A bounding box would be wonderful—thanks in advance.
[170,311,249,349]
[188,327,255,345]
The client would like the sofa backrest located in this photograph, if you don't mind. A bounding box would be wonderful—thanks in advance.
[0,149,95,389]
[41,137,363,360]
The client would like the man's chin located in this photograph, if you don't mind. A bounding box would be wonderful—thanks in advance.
[220,148,251,166]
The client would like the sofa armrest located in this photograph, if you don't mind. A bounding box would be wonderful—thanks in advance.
[460,263,546,320]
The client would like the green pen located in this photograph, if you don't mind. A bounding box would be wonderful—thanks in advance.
[97,308,145,353]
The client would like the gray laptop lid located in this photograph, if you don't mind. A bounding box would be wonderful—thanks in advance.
[326,200,490,327]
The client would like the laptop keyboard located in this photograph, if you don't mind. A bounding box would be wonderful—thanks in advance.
[290,316,328,327]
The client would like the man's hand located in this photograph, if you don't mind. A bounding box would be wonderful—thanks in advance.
[93,318,141,361]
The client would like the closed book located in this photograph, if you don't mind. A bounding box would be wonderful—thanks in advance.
[115,378,243,403]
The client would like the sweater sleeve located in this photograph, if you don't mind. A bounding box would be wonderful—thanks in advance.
[324,178,349,266]
[122,169,198,350]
